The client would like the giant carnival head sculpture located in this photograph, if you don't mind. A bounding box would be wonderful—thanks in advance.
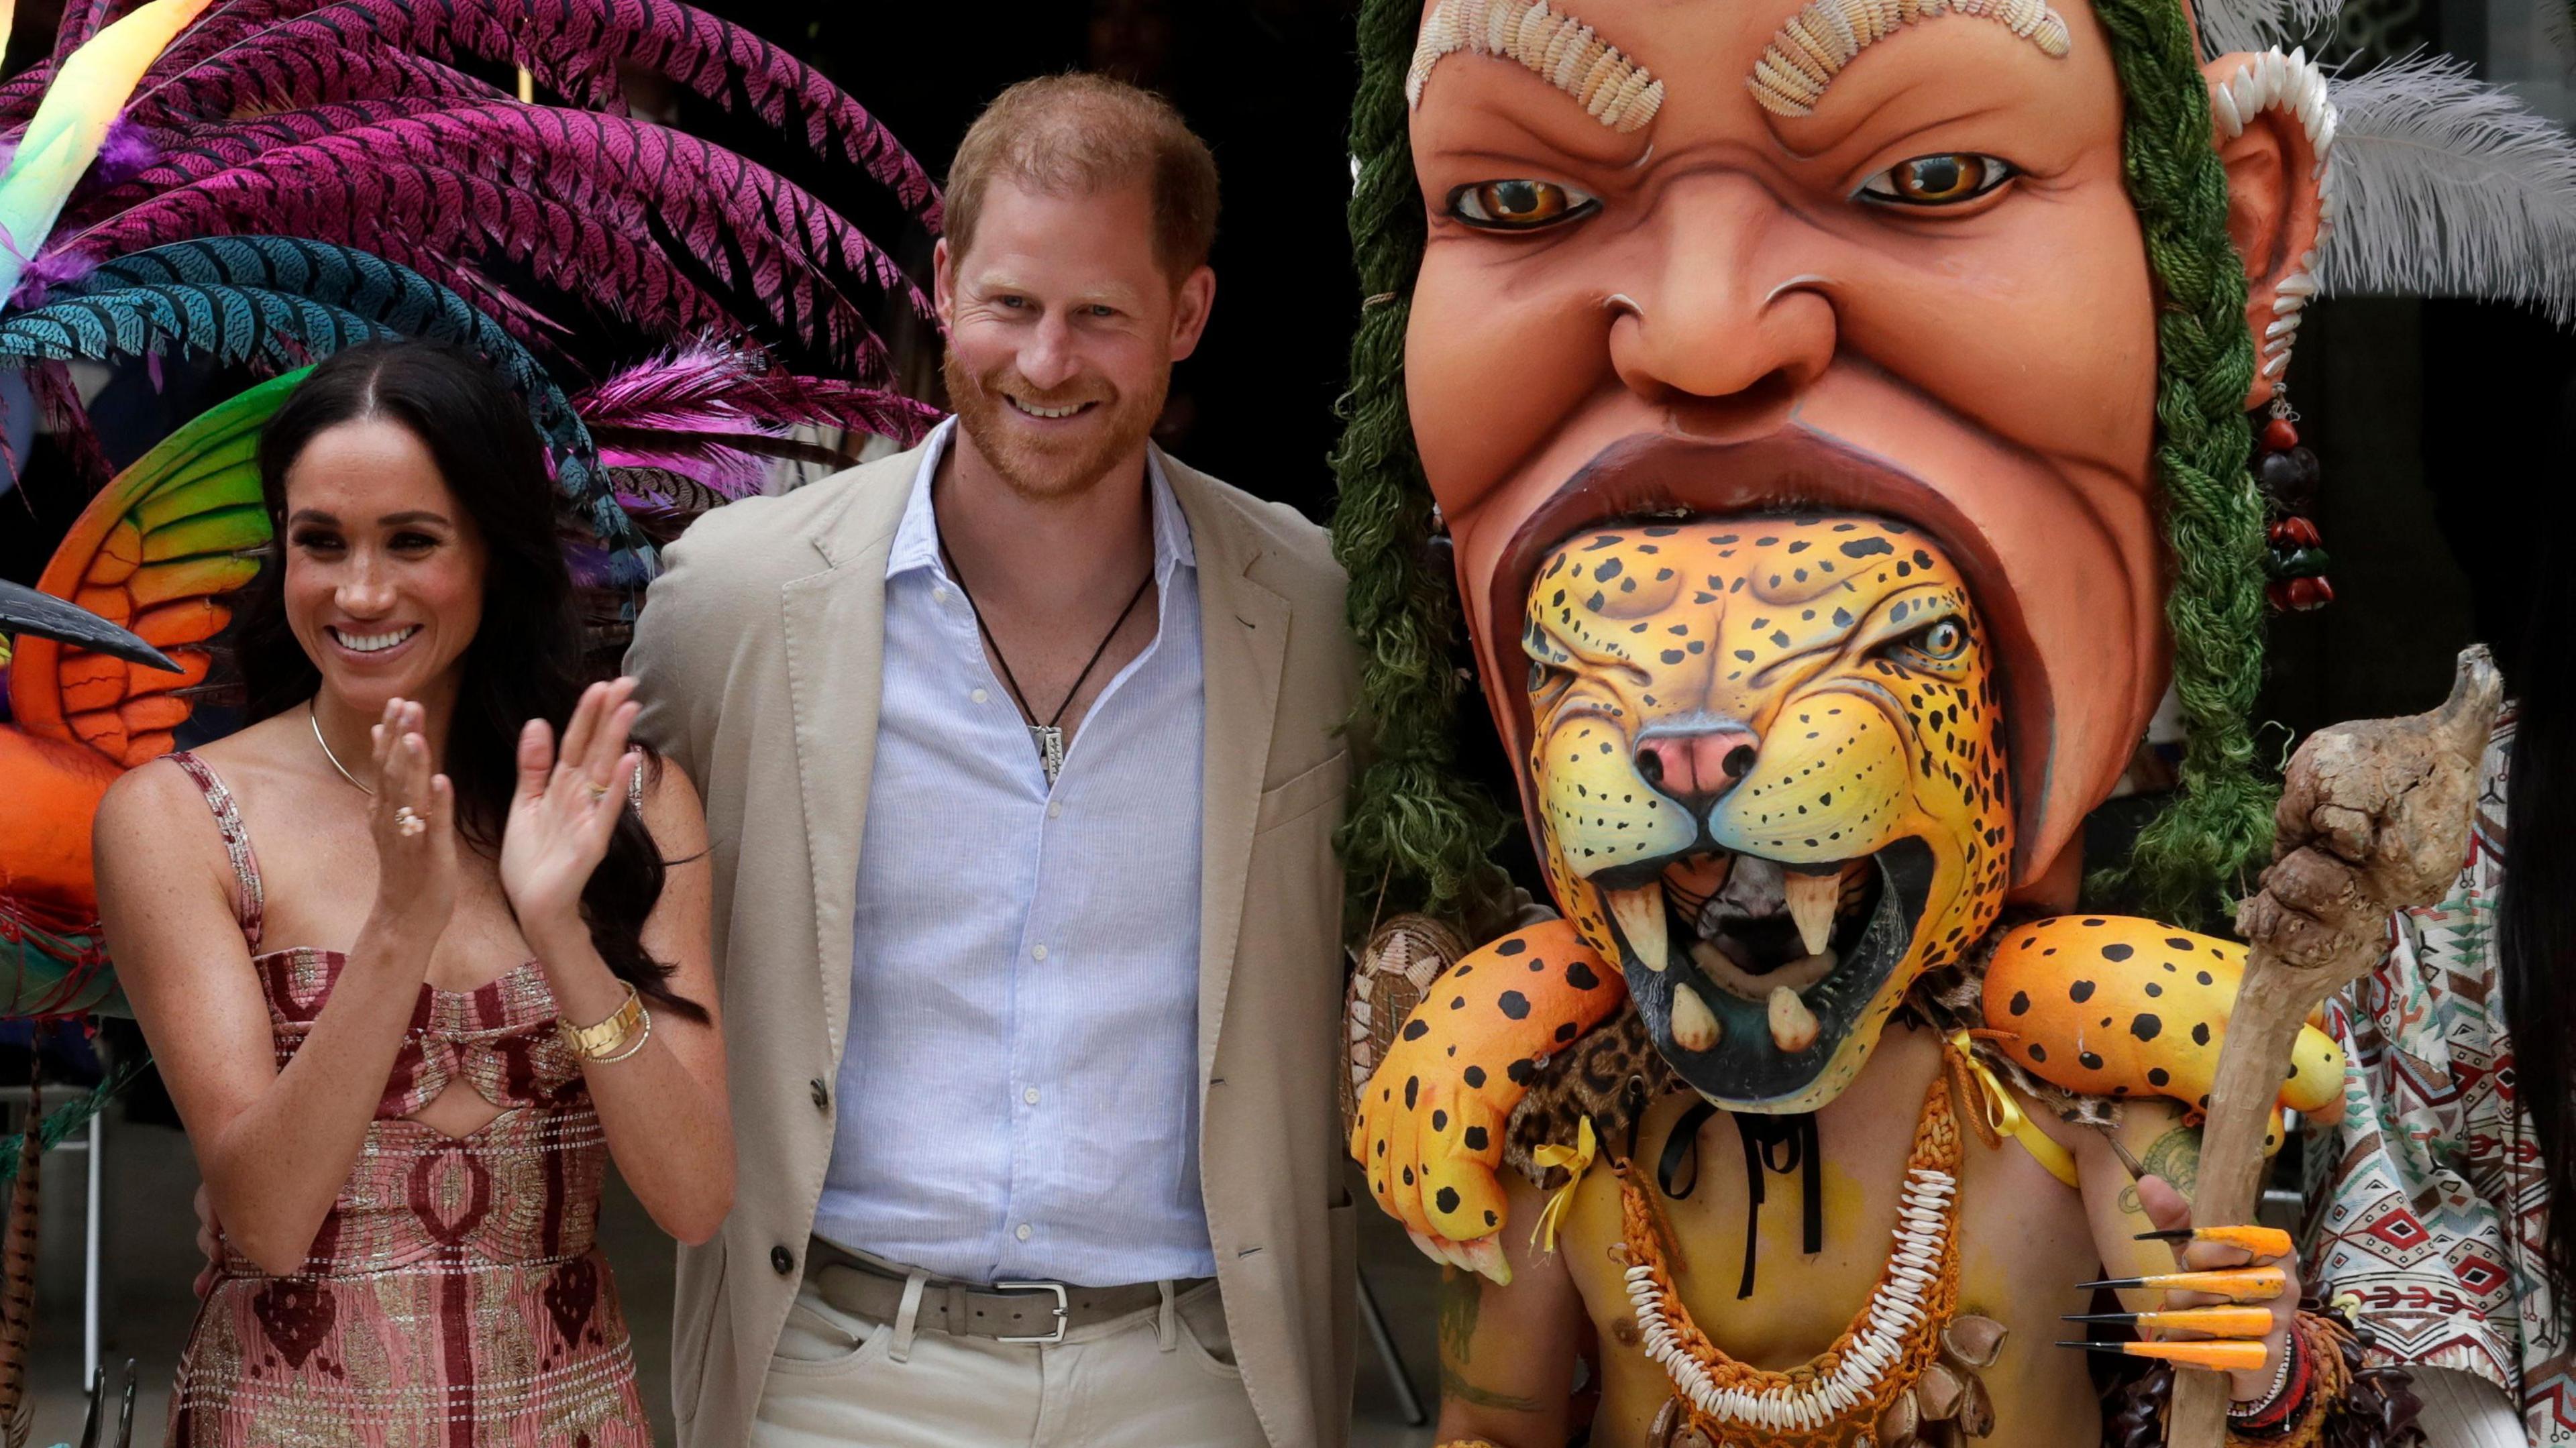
[1332,0,2576,1111]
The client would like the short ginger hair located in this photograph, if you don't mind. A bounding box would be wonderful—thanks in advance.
[945,73,1220,281]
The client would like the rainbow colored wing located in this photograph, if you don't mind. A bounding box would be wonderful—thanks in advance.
[0,372,292,1006]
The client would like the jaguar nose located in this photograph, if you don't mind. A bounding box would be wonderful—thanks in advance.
[1635,722,1761,812]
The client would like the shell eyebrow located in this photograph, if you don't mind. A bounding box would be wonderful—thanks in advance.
[1407,0,1666,135]
[1748,0,2072,119]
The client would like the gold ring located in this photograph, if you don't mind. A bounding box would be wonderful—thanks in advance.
[584,781,610,803]
[392,805,427,838]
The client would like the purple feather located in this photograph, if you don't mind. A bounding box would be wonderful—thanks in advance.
[57,103,927,377]
[93,112,162,187]
[573,339,930,441]
[113,0,941,225]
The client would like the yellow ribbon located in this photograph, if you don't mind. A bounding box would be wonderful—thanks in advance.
[1947,1030,2081,1188]
[1529,1115,1597,1255]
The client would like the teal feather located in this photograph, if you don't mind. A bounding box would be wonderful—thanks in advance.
[33,240,649,570]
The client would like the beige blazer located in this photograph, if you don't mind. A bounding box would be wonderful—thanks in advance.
[628,439,1359,1448]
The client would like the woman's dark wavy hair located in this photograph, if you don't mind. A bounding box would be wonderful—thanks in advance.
[2501,522,2574,1323]
[237,340,705,1023]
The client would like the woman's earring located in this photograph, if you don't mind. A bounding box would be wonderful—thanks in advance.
[2255,394,2332,612]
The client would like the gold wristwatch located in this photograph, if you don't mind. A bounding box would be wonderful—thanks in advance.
[559,983,646,1060]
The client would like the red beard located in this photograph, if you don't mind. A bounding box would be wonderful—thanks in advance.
[943,351,1169,502]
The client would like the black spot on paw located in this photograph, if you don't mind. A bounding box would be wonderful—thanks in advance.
[1496,938,1527,956]
[2070,980,2096,1003]
[1402,1020,1429,1041]
[1464,1126,1490,1151]
[2010,991,2031,1016]
[2102,943,2135,962]
[1499,991,1533,1020]
[1566,960,1601,991]
[1463,1065,1487,1089]
[2192,1023,2211,1046]
[2130,1013,2162,1042]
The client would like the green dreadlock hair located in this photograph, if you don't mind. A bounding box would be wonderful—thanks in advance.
[1330,0,2276,935]
[1326,0,1517,940]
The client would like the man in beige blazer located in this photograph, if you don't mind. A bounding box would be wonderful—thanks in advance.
[629,76,1356,1447]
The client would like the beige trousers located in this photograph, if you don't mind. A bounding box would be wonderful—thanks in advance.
[751,1245,1270,1448]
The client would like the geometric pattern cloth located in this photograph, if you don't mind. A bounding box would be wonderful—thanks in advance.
[162,753,650,1447]
[2308,710,2575,1445]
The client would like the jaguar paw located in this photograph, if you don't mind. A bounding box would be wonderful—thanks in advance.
[1981,915,2343,1146]
[1348,918,1623,1264]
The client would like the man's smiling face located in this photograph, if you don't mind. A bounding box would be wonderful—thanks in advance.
[1405,0,2173,891]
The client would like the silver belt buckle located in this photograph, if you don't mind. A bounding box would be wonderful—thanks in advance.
[993,1280,1071,1344]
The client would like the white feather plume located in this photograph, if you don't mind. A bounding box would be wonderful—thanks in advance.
[2195,0,2337,60]
[2315,54,2576,325]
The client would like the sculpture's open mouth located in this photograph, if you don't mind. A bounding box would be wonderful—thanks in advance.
[1600,837,1935,1106]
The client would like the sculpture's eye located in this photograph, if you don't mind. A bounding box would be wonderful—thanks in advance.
[1856,154,2017,207]
[1528,657,1578,703]
[1890,617,1970,666]
[1448,178,1601,231]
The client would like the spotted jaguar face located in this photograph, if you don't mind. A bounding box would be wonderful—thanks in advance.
[1525,514,2012,1112]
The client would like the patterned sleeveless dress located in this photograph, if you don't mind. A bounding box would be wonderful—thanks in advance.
[164,753,650,1448]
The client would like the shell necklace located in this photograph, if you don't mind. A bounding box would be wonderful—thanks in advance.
[1621,1054,2001,1447]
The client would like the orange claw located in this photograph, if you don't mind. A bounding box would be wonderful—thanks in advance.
[2076,1266,2288,1302]
[2134,1225,2293,1259]
[2063,1306,2277,1337]
[2057,1339,2270,1373]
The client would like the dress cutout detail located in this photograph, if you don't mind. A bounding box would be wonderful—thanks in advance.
[163,752,647,1447]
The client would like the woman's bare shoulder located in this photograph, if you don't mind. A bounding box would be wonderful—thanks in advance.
[97,714,301,860]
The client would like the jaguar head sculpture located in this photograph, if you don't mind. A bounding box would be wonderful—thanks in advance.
[1525,513,2012,1111]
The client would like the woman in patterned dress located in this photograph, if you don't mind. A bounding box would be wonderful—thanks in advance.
[2308,553,2572,1448]
[92,341,734,1445]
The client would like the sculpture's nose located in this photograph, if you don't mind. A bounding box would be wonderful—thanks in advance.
[1636,723,1760,811]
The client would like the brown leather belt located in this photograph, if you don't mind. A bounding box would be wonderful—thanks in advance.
[806,1238,1211,1345]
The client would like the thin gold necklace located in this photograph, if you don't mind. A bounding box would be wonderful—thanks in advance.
[310,704,374,795]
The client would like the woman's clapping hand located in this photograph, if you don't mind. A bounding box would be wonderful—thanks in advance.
[365,697,458,942]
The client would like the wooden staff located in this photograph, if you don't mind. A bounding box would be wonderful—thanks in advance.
[2165,646,2502,1447]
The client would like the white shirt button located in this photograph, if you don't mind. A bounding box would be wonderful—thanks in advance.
[1015,1223,1033,1242]
[1030,944,1049,961]
[971,687,989,705]
[933,586,950,604]
[1023,1088,1041,1106]
[1046,801,1063,819]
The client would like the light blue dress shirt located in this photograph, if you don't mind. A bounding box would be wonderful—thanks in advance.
[814,419,1214,1286]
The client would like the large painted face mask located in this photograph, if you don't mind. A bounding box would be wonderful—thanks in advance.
[1527,515,2010,1111]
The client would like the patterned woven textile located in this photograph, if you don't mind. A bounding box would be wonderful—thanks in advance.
[2307,712,2572,1446]
[164,753,648,1448]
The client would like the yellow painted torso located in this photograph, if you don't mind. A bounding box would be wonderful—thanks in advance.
[1558,1027,2106,1447]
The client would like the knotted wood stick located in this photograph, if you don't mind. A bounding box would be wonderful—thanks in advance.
[2165,645,2502,1447]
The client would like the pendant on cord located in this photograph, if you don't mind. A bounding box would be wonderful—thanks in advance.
[1032,724,1067,785]
[937,534,1157,793]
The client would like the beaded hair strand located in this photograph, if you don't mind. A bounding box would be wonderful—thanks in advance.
[1330,0,2275,936]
